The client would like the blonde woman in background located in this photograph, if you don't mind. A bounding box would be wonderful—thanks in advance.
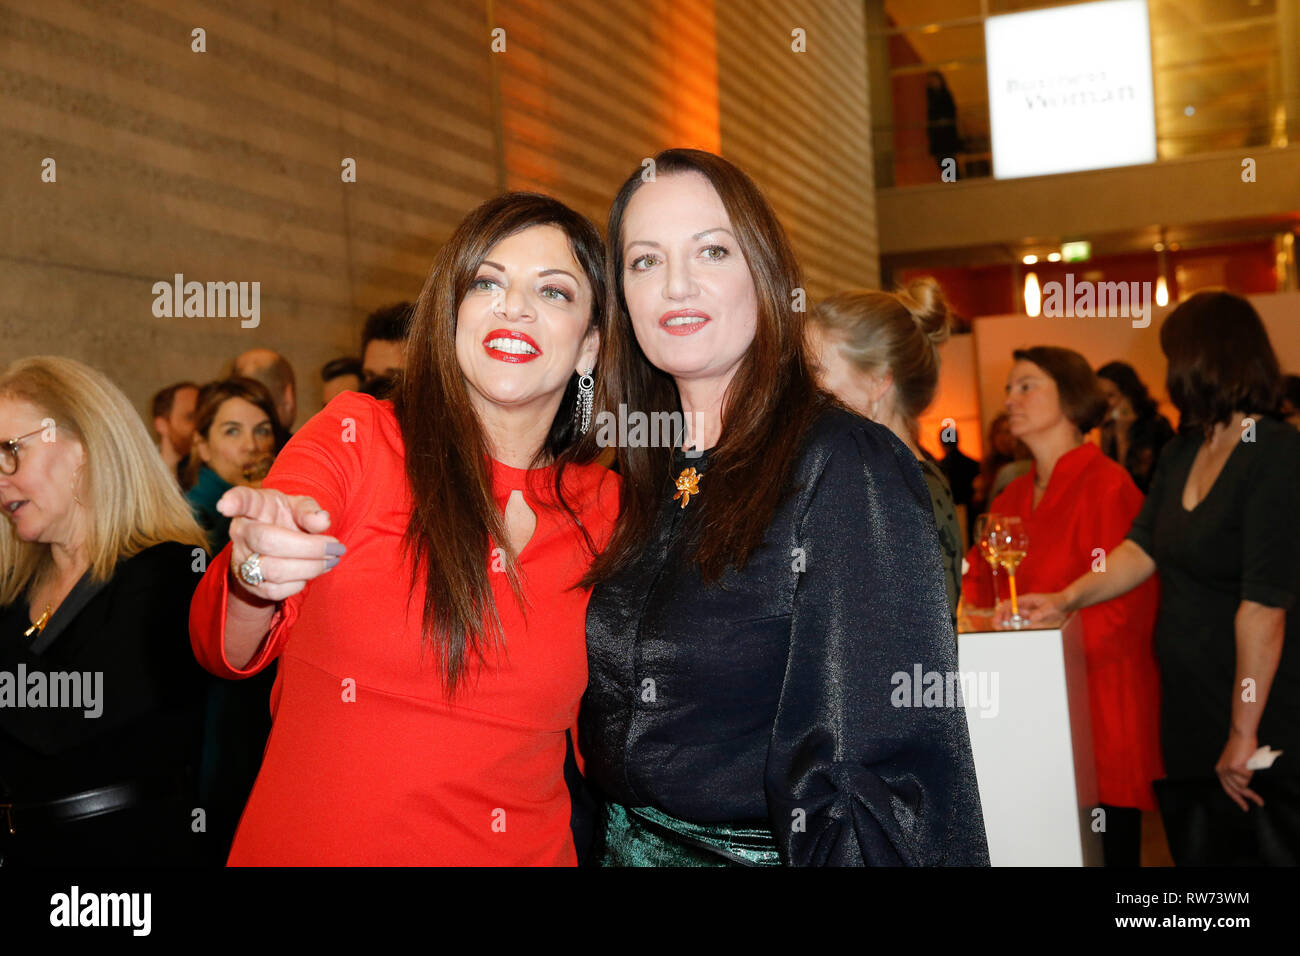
[0,356,210,866]
[806,279,961,624]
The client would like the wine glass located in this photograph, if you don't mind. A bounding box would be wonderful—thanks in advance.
[974,513,1004,625]
[990,515,1029,629]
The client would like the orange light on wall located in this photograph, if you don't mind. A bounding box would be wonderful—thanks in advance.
[494,0,720,204]
[651,2,721,152]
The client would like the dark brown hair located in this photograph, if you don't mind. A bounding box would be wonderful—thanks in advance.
[583,148,828,585]
[1012,346,1108,434]
[182,377,284,489]
[1096,360,1158,420]
[150,381,198,421]
[1160,291,1282,437]
[809,278,951,435]
[395,192,607,693]
[363,302,414,353]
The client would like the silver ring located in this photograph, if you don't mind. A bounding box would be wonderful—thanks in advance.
[238,552,265,587]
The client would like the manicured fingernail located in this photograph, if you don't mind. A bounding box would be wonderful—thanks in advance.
[326,542,346,556]
[324,555,340,570]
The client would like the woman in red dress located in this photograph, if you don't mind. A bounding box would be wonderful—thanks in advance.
[961,346,1162,867]
[189,193,618,865]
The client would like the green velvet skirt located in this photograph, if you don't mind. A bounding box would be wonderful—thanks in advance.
[595,801,782,867]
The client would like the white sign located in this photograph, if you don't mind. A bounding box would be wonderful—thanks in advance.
[986,0,1157,179]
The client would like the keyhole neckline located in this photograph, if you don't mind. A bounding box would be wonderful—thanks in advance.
[489,457,556,502]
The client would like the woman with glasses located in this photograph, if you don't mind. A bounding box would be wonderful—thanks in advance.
[0,356,210,865]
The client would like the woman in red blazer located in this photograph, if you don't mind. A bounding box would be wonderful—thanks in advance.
[962,346,1162,867]
[190,193,618,865]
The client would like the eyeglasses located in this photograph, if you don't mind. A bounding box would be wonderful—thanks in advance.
[0,428,47,476]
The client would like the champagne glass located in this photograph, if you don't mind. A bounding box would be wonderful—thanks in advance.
[990,515,1029,629]
[974,513,1004,625]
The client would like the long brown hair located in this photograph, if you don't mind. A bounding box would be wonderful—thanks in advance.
[583,148,828,584]
[396,192,607,693]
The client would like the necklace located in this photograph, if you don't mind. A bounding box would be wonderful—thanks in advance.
[25,604,52,638]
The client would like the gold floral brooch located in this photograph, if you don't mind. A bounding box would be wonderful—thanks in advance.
[673,467,701,509]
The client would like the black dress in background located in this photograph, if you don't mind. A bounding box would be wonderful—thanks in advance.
[1126,417,1300,864]
[580,407,989,866]
[1100,411,1176,495]
[0,541,208,865]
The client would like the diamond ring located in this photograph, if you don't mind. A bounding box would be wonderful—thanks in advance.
[238,552,265,588]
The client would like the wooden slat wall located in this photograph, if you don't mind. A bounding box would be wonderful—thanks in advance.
[0,0,500,421]
[716,0,879,298]
[0,0,879,422]
[494,0,721,227]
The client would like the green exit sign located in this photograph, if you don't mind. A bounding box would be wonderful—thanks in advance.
[1061,241,1091,262]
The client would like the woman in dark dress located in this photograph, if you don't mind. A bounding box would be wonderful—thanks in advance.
[1023,292,1300,865]
[0,356,210,865]
[577,148,988,866]
[1096,360,1175,494]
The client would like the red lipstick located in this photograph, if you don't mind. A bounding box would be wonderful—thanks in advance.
[659,309,712,336]
[482,328,543,363]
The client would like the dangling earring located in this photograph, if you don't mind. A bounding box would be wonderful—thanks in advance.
[869,398,880,421]
[577,368,594,434]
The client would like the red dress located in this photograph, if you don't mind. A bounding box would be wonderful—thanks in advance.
[961,442,1164,810]
[189,392,620,865]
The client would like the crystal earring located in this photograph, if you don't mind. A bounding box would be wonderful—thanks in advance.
[577,368,594,434]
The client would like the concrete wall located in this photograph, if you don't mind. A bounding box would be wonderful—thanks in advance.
[0,0,880,428]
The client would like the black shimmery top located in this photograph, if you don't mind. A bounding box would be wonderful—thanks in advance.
[580,407,990,865]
